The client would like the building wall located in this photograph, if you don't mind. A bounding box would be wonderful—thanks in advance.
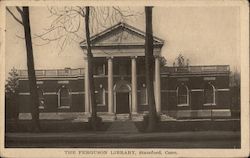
[17,67,231,116]
[161,74,230,112]
[18,78,85,113]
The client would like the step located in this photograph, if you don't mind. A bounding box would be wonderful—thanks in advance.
[115,114,131,121]
[106,120,139,134]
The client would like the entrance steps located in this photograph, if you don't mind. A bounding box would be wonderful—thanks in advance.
[106,120,139,134]
[115,114,131,121]
[160,114,176,121]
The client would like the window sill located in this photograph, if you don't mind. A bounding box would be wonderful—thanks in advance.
[203,103,216,106]
[177,104,189,107]
[39,106,45,109]
[58,106,70,109]
[97,104,106,106]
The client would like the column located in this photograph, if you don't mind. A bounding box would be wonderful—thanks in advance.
[131,56,138,114]
[155,56,161,113]
[108,57,114,113]
[84,57,90,113]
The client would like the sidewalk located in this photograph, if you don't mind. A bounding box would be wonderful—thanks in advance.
[6,131,240,144]
[5,131,241,148]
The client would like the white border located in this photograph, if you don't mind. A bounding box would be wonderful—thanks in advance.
[0,0,249,158]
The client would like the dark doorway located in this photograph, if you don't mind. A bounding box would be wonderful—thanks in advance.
[116,92,130,114]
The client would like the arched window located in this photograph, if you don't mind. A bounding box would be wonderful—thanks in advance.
[59,86,70,108]
[140,84,148,105]
[177,84,189,106]
[37,87,45,109]
[96,86,105,106]
[204,83,216,105]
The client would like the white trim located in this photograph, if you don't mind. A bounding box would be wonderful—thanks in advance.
[18,92,30,95]
[44,92,57,95]
[70,92,84,95]
[204,77,216,81]
[217,88,230,91]
[36,81,44,84]
[18,77,84,81]
[39,106,45,109]
[204,83,216,106]
[80,22,164,46]
[177,104,189,107]
[58,106,70,109]
[203,103,216,106]
[177,85,189,106]
[58,81,69,84]
[191,89,204,92]
[58,87,71,109]
[18,92,59,95]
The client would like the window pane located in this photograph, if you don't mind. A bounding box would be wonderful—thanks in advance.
[140,87,147,105]
[60,88,70,107]
[178,86,188,104]
[204,85,214,104]
[96,89,104,105]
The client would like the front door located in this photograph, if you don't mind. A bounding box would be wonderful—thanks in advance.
[116,92,130,114]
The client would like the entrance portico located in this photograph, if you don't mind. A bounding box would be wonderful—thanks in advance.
[80,22,164,116]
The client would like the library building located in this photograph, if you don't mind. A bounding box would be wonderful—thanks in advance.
[18,23,231,121]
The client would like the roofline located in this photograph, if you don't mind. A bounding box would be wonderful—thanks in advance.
[80,22,165,46]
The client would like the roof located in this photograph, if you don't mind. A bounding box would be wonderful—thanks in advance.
[80,22,164,48]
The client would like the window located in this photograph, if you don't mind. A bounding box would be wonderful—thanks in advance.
[95,63,105,75]
[140,84,148,105]
[37,88,45,109]
[96,87,105,106]
[59,86,70,109]
[204,83,216,105]
[177,84,189,106]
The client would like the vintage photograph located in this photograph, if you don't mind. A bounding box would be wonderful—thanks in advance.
[1,0,249,157]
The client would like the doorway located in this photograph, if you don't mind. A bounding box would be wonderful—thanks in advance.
[116,92,130,114]
[113,80,131,114]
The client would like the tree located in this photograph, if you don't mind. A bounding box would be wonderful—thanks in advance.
[7,7,40,131]
[84,6,101,130]
[5,68,19,120]
[173,53,189,67]
[144,6,157,132]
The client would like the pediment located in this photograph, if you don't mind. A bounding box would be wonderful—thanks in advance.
[80,22,164,48]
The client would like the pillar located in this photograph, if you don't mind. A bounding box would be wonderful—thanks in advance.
[84,57,90,113]
[155,56,161,113]
[108,57,114,113]
[131,56,138,114]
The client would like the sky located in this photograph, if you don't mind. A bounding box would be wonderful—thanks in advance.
[5,6,240,77]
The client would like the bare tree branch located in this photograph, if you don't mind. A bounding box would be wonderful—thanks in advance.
[34,6,141,50]
[15,33,25,39]
[16,6,24,17]
[6,7,23,26]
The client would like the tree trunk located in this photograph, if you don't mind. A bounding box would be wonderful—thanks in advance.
[85,7,98,130]
[145,6,157,132]
[22,7,40,131]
